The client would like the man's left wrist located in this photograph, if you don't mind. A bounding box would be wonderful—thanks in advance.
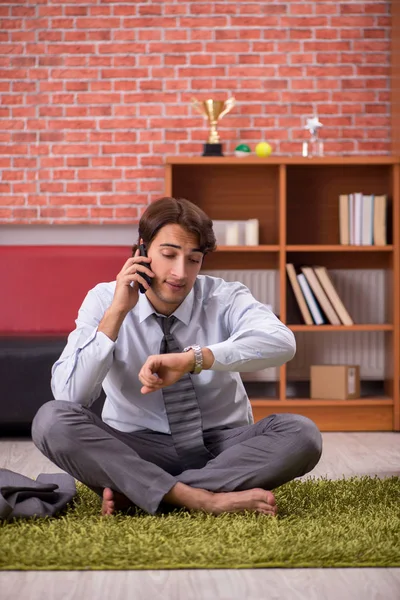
[182,344,203,374]
[201,347,214,370]
[182,349,195,374]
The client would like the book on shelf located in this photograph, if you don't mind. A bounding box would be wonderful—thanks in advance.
[286,263,354,326]
[285,263,313,325]
[339,194,349,245]
[300,266,341,325]
[373,194,387,246]
[297,273,325,325]
[353,192,363,246]
[313,266,354,326]
[362,194,374,245]
[339,193,387,246]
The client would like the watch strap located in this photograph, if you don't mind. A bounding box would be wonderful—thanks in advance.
[183,344,203,374]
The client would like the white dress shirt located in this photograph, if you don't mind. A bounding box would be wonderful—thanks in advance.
[51,275,296,434]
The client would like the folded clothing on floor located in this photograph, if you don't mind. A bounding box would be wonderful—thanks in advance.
[0,468,76,520]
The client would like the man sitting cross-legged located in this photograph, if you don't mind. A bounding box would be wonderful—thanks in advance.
[32,197,322,517]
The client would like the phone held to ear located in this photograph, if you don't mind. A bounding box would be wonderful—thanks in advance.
[138,243,153,294]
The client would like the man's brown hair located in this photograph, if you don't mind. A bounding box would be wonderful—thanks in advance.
[132,196,217,256]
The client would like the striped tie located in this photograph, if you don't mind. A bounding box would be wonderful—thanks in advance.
[155,315,213,469]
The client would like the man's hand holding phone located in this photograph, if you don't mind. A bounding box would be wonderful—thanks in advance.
[112,248,154,314]
[98,247,154,341]
[137,243,153,294]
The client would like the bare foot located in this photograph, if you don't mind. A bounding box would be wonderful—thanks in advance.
[101,487,115,516]
[207,488,278,517]
[163,482,278,517]
[101,488,133,516]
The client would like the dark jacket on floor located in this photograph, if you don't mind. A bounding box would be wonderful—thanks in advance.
[0,468,76,520]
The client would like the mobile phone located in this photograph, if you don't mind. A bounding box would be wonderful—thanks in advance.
[138,243,153,294]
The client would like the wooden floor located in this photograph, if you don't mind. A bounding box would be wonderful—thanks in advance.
[1,432,400,600]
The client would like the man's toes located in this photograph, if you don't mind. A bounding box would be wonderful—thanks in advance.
[103,487,114,501]
[253,488,276,506]
[265,491,276,506]
[102,500,114,516]
[101,488,115,516]
[258,507,276,516]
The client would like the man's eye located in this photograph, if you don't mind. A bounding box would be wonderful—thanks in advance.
[162,253,200,263]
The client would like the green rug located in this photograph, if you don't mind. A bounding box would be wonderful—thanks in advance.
[1,477,399,570]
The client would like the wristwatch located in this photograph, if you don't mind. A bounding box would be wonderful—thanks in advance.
[182,344,203,374]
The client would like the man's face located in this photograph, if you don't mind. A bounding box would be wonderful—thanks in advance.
[145,224,204,315]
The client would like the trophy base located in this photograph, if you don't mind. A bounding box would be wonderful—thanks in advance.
[202,143,223,157]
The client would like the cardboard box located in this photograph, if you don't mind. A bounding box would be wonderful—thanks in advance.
[310,365,360,400]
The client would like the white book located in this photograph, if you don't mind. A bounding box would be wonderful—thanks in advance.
[362,194,374,245]
[349,194,354,245]
[301,266,341,325]
[297,274,325,325]
[354,192,363,246]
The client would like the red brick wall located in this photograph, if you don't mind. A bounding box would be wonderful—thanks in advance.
[0,1,392,224]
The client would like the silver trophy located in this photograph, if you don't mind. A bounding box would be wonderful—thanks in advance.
[302,116,324,158]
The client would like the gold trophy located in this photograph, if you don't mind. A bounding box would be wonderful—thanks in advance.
[191,96,236,156]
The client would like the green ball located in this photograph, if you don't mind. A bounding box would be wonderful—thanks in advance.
[234,143,251,157]
[255,142,272,157]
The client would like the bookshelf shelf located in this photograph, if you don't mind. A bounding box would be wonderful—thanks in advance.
[166,156,400,166]
[286,245,394,252]
[165,156,400,432]
[215,245,280,252]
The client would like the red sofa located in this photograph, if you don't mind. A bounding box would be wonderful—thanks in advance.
[0,245,132,434]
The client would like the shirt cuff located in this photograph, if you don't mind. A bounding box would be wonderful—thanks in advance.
[206,342,242,371]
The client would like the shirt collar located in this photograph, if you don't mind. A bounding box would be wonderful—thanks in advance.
[137,287,194,326]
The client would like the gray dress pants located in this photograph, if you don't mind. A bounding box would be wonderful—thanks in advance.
[31,400,322,515]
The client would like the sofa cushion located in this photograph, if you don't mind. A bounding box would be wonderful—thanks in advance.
[0,245,131,334]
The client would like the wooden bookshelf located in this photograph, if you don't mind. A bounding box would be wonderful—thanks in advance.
[165,156,400,432]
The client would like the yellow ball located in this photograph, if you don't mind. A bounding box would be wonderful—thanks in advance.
[255,142,272,157]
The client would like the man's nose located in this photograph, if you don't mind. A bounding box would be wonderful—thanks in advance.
[171,258,186,280]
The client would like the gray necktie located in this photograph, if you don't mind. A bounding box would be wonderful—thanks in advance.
[155,315,213,470]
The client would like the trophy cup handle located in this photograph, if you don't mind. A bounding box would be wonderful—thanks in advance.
[217,97,236,120]
[191,97,207,118]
